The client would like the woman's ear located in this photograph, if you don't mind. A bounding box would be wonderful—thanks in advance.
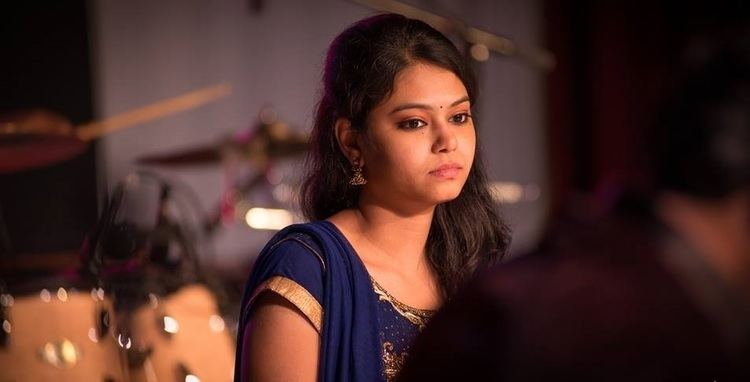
[334,118,363,165]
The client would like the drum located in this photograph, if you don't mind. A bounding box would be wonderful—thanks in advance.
[0,287,126,381]
[124,284,235,382]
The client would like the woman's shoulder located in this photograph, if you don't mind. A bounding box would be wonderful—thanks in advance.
[252,219,353,285]
[262,223,329,272]
[244,223,331,331]
[267,220,337,256]
[271,219,349,247]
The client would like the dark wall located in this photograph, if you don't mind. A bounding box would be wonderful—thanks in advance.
[0,1,97,266]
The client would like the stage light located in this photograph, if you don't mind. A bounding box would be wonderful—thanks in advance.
[245,207,294,230]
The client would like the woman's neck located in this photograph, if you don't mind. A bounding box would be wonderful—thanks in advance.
[327,195,444,309]
[328,203,435,273]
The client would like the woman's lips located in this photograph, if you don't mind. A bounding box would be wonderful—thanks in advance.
[429,163,462,179]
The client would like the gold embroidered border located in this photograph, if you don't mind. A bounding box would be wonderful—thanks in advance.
[370,278,435,330]
[250,276,323,333]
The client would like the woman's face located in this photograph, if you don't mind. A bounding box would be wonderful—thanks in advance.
[359,62,476,212]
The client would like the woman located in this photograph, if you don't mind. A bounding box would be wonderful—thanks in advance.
[235,13,510,382]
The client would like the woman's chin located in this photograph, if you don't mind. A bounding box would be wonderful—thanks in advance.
[429,189,463,205]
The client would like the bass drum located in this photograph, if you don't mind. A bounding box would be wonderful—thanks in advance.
[125,284,235,382]
[0,287,126,381]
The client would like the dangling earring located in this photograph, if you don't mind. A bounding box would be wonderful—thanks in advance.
[349,159,367,186]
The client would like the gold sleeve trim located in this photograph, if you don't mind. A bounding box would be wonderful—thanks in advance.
[250,276,323,333]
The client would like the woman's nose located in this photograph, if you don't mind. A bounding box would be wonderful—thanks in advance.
[431,122,458,153]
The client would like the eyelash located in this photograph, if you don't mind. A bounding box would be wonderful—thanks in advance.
[397,113,472,130]
[397,119,427,130]
[450,113,472,124]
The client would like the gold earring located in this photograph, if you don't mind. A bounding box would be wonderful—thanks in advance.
[349,160,367,186]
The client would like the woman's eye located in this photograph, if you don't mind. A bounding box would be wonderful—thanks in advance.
[450,113,471,124]
[398,119,427,130]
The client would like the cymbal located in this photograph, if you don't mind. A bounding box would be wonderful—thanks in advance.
[137,120,309,167]
[134,144,221,166]
[0,109,88,173]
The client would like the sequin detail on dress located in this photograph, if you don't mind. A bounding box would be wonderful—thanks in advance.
[371,277,436,381]
[382,341,407,382]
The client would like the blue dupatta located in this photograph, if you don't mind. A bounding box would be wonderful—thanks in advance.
[234,221,382,381]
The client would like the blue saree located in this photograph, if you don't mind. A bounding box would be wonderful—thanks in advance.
[234,221,382,381]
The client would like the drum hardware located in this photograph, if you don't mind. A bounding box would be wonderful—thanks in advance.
[158,314,180,338]
[114,327,154,368]
[96,304,112,341]
[38,338,82,369]
[1,282,11,348]
[136,108,307,170]
[351,0,555,70]
[177,363,200,382]
[150,183,202,280]
[1,317,9,348]
[134,108,307,232]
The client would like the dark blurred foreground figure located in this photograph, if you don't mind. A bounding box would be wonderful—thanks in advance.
[399,33,750,381]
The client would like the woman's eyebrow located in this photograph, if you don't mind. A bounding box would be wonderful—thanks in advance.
[389,95,470,114]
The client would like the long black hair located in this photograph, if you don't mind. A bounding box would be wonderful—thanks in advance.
[300,14,510,298]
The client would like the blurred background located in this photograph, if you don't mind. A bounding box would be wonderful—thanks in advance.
[1,0,747,380]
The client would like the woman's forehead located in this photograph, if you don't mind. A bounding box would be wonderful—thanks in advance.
[380,63,469,110]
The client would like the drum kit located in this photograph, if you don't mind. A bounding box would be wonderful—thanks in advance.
[0,83,308,381]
